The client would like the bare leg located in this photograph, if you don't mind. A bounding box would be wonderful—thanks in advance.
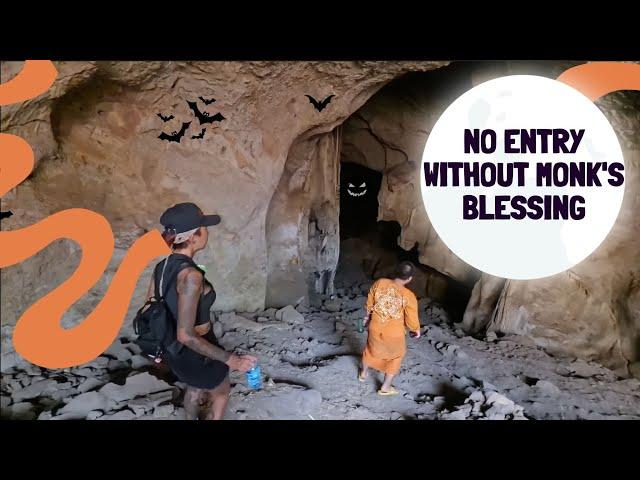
[359,361,369,380]
[380,373,396,392]
[184,387,203,420]
[204,376,231,420]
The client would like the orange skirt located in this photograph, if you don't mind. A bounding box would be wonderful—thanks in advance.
[362,328,406,375]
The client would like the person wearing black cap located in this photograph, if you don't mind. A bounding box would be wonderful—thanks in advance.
[145,202,256,420]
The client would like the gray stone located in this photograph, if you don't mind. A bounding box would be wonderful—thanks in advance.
[485,331,498,342]
[342,296,365,312]
[85,356,110,370]
[38,410,53,420]
[297,389,322,411]
[485,403,514,417]
[99,409,136,420]
[220,314,269,332]
[72,367,95,377]
[107,359,129,372]
[48,388,79,402]
[536,380,561,396]
[11,379,58,403]
[105,341,133,362]
[153,404,175,418]
[275,305,305,325]
[130,355,152,370]
[0,351,31,374]
[127,390,174,416]
[323,298,343,313]
[262,308,277,319]
[4,402,36,420]
[58,391,115,418]
[125,343,142,356]
[486,411,507,420]
[171,407,186,420]
[468,391,485,404]
[37,397,61,409]
[77,377,107,393]
[1,395,12,409]
[569,359,606,378]
[87,410,104,420]
[99,372,172,403]
[213,321,224,339]
[485,391,515,408]
[441,409,468,420]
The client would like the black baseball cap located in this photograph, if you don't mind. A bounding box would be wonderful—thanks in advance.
[160,202,221,234]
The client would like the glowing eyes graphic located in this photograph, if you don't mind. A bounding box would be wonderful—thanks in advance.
[347,182,367,197]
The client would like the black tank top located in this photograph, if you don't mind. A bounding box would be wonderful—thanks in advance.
[152,253,216,327]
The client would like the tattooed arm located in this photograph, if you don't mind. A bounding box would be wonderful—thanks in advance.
[175,268,256,371]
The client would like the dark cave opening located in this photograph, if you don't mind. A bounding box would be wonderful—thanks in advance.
[334,162,470,323]
[332,65,477,323]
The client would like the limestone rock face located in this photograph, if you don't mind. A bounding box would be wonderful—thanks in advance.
[1,60,446,324]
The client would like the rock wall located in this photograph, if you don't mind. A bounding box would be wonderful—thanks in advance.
[265,129,341,307]
[1,60,446,325]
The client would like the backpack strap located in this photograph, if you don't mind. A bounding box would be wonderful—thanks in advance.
[158,256,170,299]
[155,255,204,300]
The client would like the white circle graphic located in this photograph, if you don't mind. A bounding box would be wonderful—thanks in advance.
[420,75,625,280]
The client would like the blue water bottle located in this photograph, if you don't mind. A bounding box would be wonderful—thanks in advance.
[246,365,262,390]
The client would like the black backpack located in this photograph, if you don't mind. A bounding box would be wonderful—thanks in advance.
[132,255,196,363]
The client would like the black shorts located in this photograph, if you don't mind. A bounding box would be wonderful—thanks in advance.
[166,330,229,389]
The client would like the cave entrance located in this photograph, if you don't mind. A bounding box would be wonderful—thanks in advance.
[331,66,476,322]
[335,162,421,296]
[335,193,470,323]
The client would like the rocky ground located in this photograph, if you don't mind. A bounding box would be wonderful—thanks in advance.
[2,282,640,420]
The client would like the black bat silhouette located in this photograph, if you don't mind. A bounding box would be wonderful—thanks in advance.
[187,101,226,125]
[198,96,216,105]
[192,128,206,139]
[0,210,13,220]
[157,112,175,122]
[158,121,191,143]
[305,94,335,112]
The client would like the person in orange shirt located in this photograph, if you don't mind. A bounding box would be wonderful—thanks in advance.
[359,261,421,395]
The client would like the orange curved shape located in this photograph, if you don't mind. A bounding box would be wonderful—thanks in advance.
[1,59,170,368]
[0,134,34,197]
[6,215,168,368]
[0,60,58,105]
[557,62,640,101]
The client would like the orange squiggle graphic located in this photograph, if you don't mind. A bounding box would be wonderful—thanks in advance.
[0,60,58,104]
[557,62,640,101]
[1,61,170,369]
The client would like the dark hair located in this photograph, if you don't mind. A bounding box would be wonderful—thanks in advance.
[395,261,415,280]
[161,228,177,247]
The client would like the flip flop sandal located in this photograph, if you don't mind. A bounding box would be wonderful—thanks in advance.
[378,388,399,396]
[358,372,367,382]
